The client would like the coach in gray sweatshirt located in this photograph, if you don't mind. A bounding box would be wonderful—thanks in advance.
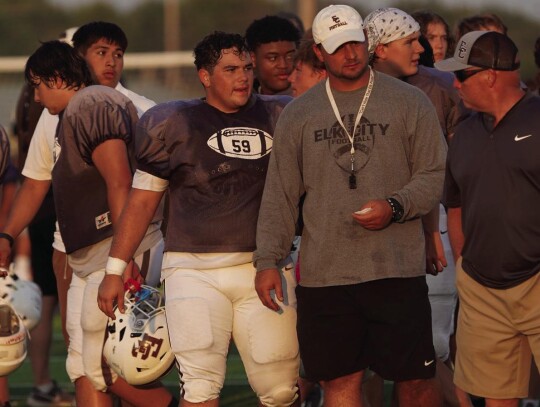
[253,4,447,406]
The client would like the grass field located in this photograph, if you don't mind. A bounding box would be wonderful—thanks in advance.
[6,310,257,406]
[1,317,398,407]
[9,311,536,407]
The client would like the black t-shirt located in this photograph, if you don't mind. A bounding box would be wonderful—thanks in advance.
[443,92,540,288]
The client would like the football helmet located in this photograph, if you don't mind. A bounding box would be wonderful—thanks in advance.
[0,303,28,376]
[0,271,42,331]
[103,284,174,385]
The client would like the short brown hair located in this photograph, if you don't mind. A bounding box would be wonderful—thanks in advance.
[455,13,508,41]
[293,30,325,72]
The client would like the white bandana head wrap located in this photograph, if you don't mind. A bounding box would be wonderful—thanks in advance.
[365,8,420,57]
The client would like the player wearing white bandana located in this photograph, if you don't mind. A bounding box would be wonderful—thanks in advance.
[365,7,471,407]
[254,5,446,406]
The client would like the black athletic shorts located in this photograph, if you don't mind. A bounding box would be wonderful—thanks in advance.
[28,215,56,297]
[296,276,436,382]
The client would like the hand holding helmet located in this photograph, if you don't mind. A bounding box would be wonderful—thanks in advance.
[103,283,174,385]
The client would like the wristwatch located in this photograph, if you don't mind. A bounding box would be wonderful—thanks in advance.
[386,198,404,223]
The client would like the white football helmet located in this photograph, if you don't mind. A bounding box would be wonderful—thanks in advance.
[0,272,42,331]
[0,303,28,376]
[103,285,174,385]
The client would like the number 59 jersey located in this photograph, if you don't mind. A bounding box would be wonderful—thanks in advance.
[135,94,291,253]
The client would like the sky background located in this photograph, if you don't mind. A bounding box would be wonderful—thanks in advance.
[48,0,540,21]
[359,0,540,20]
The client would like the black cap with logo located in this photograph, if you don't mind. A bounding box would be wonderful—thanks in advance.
[435,31,519,72]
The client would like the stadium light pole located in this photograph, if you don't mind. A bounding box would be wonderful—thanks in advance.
[297,0,316,29]
[164,0,181,86]
[164,0,180,51]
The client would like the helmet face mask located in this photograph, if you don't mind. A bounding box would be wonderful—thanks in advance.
[126,287,164,331]
[104,285,174,385]
[0,303,28,376]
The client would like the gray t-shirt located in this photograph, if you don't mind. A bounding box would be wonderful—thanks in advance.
[254,71,447,287]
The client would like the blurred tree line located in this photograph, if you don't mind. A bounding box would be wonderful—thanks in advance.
[0,0,537,82]
[0,0,288,54]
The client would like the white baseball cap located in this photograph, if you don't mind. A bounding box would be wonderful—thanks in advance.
[59,27,79,47]
[312,5,365,54]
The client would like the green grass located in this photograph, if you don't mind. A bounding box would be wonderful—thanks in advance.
[17,311,533,407]
[6,311,259,406]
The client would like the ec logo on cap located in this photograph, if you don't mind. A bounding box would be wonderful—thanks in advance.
[329,17,348,31]
[458,41,468,58]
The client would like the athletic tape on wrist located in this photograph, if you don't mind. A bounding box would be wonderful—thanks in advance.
[105,257,128,276]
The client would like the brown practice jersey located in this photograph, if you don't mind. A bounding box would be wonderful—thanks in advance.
[52,85,139,254]
[135,94,291,253]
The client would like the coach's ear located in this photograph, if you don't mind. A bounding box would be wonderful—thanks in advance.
[312,44,323,62]
[198,69,211,88]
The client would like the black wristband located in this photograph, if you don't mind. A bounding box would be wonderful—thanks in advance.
[0,233,14,248]
[386,198,404,223]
